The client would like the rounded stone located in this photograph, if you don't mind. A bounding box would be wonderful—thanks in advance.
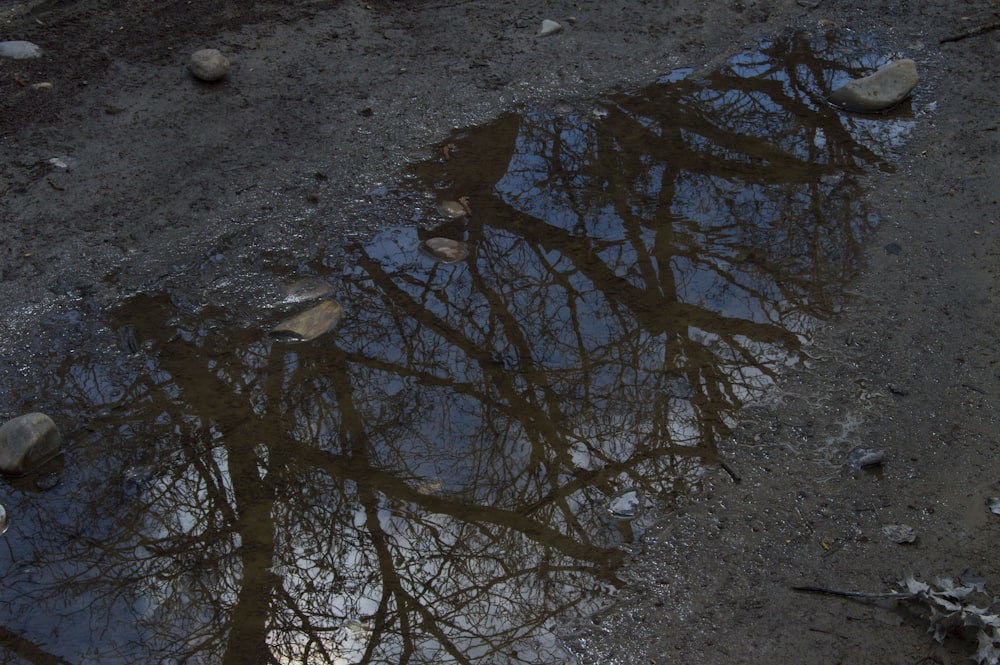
[188,48,230,82]
[0,412,62,475]
[420,237,469,264]
[537,19,563,37]
[827,59,918,113]
[0,40,43,59]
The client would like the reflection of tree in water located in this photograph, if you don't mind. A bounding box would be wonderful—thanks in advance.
[0,31,911,664]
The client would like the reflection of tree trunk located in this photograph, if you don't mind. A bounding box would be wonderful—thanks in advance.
[0,625,75,665]
[221,424,279,665]
[220,358,281,665]
[134,310,281,665]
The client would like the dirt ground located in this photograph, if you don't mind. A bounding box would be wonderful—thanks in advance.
[2,0,999,663]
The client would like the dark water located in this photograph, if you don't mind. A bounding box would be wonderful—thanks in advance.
[0,30,915,664]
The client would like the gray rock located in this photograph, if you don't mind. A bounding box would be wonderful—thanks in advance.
[827,59,918,113]
[537,19,563,37]
[846,446,886,470]
[0,413,62,475]
[0,40,43,59]
[188,48,230,82]
[882,523,917,544]
[0,502,7,534]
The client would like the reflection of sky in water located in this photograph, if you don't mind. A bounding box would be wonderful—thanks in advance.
[0,29,920,665]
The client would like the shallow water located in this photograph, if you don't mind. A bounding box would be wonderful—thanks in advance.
[0,30,915,664]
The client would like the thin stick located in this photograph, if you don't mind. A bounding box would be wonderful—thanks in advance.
[940,21,1000,44]
[791,585,915,600]
[719,460,741,483]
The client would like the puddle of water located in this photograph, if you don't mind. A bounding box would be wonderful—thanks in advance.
[0,30,916,665]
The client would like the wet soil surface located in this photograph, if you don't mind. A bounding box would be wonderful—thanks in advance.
[2,1,1000,664]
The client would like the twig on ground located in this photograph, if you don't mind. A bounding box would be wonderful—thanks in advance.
[791,585,915,600]
[940,21,1000,44]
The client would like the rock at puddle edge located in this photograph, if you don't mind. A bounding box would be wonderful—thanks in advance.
[0,412,62,475]
[827,58,918,113]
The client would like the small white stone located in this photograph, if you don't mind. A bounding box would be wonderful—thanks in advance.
[537,19,563,37]
[188,48,230,82]
[0,40,43,59]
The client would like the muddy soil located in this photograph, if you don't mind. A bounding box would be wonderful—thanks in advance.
[2,0,999,663]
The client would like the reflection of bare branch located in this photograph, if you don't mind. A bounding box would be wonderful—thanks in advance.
[287,436,623,575]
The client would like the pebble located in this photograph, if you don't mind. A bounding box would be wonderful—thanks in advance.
[608,488,642,519]
[188,48,230,82]
[827,59,919,113]
[537,19,563,37]
[0,412,62,475]
[0,40,42,59]
[846,447,886,470]
[0,502,6,534]
[882,523,917,544]
[279,278,335,304]
[437,200,468,219]
[420,238,469,264]
[270,300,343,341]
[989,497,1000,516]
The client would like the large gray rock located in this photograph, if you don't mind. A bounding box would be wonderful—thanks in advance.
[188,48,230,82]
[827,58,918,113]
[0,412,62,475]
[0,40,43,59]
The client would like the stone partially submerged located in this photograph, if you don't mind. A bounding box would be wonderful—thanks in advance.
[420,237,469,264]
[0,412,62,475]
[827,58,918,113]
[270,300,343,341]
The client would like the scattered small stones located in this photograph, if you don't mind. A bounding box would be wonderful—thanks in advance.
[608,488,642,519]
[0,412,62,475]
[882,523,917,544]
[988,497,1000,516]
[0,40,43,59]
[537,19,563,37]
[187,48,230,82]
[827,58,919,113]
[846,446,886,470]
[270,300,343,341]
[420,238,469,264]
